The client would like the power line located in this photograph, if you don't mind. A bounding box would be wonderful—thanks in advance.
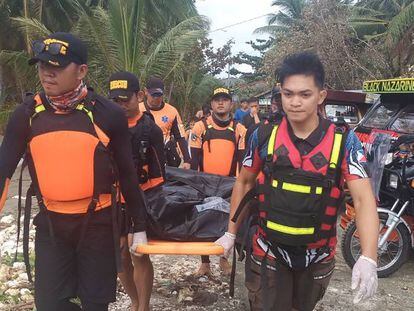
[209,14,269,33]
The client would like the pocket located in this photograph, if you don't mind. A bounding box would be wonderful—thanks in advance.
[264,207,319,246]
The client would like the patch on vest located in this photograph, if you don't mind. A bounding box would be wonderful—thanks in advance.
[310,152,328,170]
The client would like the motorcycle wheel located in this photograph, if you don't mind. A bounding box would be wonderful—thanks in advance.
[341,212,411,278]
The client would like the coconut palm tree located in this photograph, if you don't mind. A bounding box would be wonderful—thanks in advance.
[0,0,208,101]
[254,0,308,35]
[351,0,414,75]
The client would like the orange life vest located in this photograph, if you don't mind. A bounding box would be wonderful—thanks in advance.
[27,93,116,214]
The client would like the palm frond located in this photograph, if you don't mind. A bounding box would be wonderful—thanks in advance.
[73,5,122,90]
[11,17,51,41]
[0,50,39,99]
[143,15,209,80]
[385,2,414,47]
[254,25,288,35]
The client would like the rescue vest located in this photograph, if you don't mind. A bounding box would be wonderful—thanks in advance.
[234,117,347,249]
[201,118,238,177]
[129,112,164,191]
[19,91,122,282]
[27,92,116,214]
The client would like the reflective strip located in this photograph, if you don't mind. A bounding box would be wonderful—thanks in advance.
[272,180,322,194]
[329,132,343,168]
[267,125,279,156]
[30,104,46,125]
[34,104,46,113]
[267,220,315,235]
[76,104,94,123]
[227,126,235,132]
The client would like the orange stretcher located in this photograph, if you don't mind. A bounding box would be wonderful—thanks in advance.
[136,240,224,255]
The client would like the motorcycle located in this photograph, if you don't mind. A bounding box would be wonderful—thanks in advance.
[340,134,414,277]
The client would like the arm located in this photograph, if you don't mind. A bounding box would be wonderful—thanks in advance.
[342,130,378,303]
[0,105,30,212]
[190,148,202,171]
[347,178,379,261]
[171,114,191,164]
[236,124,247,170]
[189,122,203,171]
[227,167,258,234]
[109,109,147,231]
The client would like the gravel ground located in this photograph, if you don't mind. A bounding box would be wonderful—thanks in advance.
[1,168,414,310]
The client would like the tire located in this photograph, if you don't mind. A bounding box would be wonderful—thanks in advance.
[341,212,411,278]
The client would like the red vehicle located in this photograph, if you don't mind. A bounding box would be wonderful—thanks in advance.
[321,89,369,128]
[340,78,414,277]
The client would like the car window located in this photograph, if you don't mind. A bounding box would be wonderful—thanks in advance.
[325,104,359,124]
[362,103,399,129]
[390,111,414,134]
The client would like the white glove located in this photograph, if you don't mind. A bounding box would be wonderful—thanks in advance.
[351,255,378,304]
[215,232,236,258]
[129,231,148,257]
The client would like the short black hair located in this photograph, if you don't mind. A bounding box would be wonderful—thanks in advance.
[277,52,325,89]
[240,98,248,103]
[247,97,258,104]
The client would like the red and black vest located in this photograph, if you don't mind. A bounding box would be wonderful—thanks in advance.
[233,117,347,256]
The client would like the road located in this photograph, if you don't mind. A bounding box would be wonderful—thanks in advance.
[1,161,414,310]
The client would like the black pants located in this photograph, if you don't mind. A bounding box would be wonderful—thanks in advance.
[34,208,117,311]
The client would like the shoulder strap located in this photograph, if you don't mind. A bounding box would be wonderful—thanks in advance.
[143,110,154,122]
[140,114,152,145]
[327,125,349,186]
[257,123,277,154]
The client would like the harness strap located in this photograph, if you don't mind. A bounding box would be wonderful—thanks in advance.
[229,245,237,298]
[111,185,122,273]
[231,187,257,223]
[76,194,98,252]
[23,185,34,283]
[15,156,28,261]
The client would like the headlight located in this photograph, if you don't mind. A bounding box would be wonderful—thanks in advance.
[388,174,398,189]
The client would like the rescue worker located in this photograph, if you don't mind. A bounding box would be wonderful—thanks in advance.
[108,71,166,311]
[139,76,191,169]
[234,98,249,122]
[215,52,379,310]
[242,97,261,130]
[190,87,247,276]
[0,32,148,311]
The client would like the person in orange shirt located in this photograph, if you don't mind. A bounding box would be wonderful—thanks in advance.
[109,71,166,311]
[139,76,191,169]
[190,87,247,276]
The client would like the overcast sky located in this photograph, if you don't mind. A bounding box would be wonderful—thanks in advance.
[196,0,275,73]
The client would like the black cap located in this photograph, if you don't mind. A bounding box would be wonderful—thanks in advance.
[146,76,164,97]
[211,87,232,100]
[108,71,140,100]
[29,32,88,67]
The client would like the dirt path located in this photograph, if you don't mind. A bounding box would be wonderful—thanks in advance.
[1,170,414,310]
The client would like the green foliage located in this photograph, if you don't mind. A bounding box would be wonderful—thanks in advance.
[351,0,414,75]
[0,0,211,121]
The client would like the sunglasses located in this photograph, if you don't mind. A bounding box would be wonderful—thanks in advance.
[32,40,68,56]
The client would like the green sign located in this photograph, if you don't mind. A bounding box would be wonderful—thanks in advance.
[363,78,414,93]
